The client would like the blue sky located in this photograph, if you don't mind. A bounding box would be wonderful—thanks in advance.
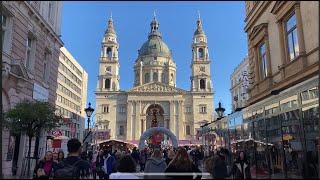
[61,1,248,121]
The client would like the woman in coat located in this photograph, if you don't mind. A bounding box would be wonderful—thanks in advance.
[165,147,201,179]
[33,151,58,179]
[144,149,167,179]
[230,151,251,179]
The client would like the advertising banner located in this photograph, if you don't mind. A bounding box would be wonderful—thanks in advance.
[94,130,110,141]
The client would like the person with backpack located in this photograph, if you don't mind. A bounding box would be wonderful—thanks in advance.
[54,138,91,179]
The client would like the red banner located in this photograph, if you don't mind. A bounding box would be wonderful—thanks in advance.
[52,139,61,148]
[94,130,110,141]
[52,129,62,137]
[71,123,76,137]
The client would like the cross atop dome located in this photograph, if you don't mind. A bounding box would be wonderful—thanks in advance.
[149,11,161,38]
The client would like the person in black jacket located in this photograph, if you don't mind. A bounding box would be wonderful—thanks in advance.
[212,152,228,179]
[95,150,105,179]
[230,151,251,179]
[165,147,201,179]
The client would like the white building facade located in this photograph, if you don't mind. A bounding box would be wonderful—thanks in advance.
[230,57,249,112]
[2,1,63,178]
[95,16,215,144]
[55,47,88,143]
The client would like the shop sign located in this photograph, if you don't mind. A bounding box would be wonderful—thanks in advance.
[33,83,49,102]
[52,139,62,148]
[52,130,63,137]
[283,134,293,141]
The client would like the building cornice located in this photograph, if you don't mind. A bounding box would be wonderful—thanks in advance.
[22,1,64,46]
[244,1,271,33]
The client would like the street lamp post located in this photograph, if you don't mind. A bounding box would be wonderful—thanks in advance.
[215,102,225,120]
[84,103,94,152]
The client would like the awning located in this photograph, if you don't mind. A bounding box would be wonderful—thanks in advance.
[54,136,69,140]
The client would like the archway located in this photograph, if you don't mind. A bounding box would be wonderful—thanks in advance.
[138,127,178,150]
[146,104,164,129]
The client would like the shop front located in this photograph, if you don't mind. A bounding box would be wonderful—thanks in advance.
[242,76,319,179]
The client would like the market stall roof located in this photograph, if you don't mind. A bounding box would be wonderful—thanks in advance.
[231,138,273,146]
[92,139,137,147]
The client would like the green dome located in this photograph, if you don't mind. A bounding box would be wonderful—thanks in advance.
[139,36,171,57]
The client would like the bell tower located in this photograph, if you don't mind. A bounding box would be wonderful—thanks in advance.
[97,15,120,91]
[190,15,212,92]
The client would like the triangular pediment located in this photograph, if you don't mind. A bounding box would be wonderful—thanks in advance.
[128,82,186,93]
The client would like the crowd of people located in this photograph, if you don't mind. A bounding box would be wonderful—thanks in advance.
[33,138,276,179]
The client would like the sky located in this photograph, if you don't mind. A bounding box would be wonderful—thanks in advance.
[61,1,248,123]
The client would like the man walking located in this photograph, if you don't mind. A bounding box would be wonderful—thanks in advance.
[54,138,91,179]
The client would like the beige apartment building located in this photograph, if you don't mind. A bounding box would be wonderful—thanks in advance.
[2,1,63,178]
[55,47,88,144]
[238,1,319,178]
[230,57,250,112]
[95,16,215,144]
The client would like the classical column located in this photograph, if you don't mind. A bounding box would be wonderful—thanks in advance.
[177,101,184,138]
[135,101,141,139]
[150,70,153,82]
[179,101,185,139]
[132,101,136,140]
[139,62,143,85]
[295,3,306,55]
[294,3,307,68]
[169,101,175,134]
[127,101,133,140]
[175,101,179,139]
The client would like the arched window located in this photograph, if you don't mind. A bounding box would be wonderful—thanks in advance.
[105,79,110,89]
[198,48,204,59]
[106,66,111,72]
[200,79,206,89]
[153,72,158,82]
[145,73,150,83]
[161,73,166,83]
[186,125,191,135]
[107,47,112,58]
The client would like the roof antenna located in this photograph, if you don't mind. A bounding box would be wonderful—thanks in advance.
[110,11,113,19]
[198,10,201,20]
[153,10,156,20]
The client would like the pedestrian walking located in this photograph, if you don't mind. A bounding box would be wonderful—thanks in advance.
[230,151,251,179]
[54,138,91,179]
[204,156,214,179]
[212,152,228,179]
[96,150,105,179]
[144,149,167,179]
[91,151,98,179]
[165,147,202,179]
[165,149,175,165]
[139,148,148,172]
[33,151,58,179]
[131,147,140,165]
[109,155,139,179]
[103,150,117,179]
[57,151,65,163]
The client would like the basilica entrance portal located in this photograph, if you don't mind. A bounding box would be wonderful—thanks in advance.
[146,104,164,129]
[138,104,177,149]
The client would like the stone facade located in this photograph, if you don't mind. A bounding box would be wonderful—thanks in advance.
[55,47,88,143]
[244,1,319,105]
[230,57,249,112]
[95,15,215,144]
[2,1,63,177]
